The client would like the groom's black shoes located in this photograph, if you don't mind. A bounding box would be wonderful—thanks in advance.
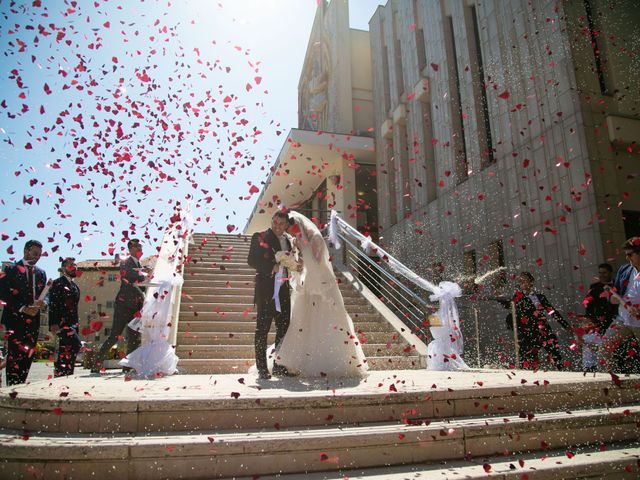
[258,371,272,380]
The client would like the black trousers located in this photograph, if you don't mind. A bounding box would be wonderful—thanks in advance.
[518,327,562,370]
[93,302,141,368]
[5,324,40,386]
[54,326,81,377]
[254,284,290,374]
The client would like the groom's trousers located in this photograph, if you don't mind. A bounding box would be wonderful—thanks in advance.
[254,283,290,375]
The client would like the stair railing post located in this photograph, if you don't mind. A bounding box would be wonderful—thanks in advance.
[511,301,520,367]
[473,307,481,367]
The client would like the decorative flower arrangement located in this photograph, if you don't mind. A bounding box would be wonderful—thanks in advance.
[275,251,300,271]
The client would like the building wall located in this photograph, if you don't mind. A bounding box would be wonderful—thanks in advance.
[563,0,640,260]
[368,0,637,365]
[350,29,374,135]
[75,267,119,344]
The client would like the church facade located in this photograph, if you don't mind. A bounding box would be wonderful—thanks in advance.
[244,0,378,237]
[369,0,639,312]
[245,0,639,364]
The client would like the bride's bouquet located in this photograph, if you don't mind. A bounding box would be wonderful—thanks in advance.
[275,251,300,271]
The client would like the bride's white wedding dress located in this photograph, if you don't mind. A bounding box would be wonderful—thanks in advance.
[275,211,368,379]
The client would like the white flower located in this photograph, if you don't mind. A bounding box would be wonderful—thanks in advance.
[275,251,299,270]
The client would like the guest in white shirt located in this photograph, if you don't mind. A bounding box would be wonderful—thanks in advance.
[599,237,640,372]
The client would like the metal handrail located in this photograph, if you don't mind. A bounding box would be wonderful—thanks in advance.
[337,231,436,334]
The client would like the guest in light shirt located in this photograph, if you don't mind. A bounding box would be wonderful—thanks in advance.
[599,237,640,372]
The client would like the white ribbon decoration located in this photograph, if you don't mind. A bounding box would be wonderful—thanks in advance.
[273,267,284,313]
[329,210,341,249]
[427,281,468,370]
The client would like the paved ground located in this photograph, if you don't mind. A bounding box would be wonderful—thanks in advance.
[1,361,92,386]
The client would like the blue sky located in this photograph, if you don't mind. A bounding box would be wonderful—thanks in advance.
[0,0,385,275]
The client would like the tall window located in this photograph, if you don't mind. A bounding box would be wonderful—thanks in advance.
[463,250,477,293]
[583,0,609,95]
[468,5,495,168]
[420,100,437,203]
[392,8,405,99]
[413,0,427,73]
[398,123,411,217]
[316,179,328,227]
[444,15,468,183]
[488,240,506,293]
[622,210,640,238]
[381,14,391,115]
[385,139,397,226]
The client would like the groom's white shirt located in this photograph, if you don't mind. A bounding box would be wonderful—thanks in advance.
[278,234,290,252]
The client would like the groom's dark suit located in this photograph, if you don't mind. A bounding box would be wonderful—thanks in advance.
[247,228,291,376]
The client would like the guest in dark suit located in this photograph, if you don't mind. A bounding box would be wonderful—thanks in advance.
[578,263,617,370]
[583,263,617,333]
[0,240,47,386]
[248,211,296,379]
[92,239,147,373]
[499,271,571,370]
[48,257,82,377]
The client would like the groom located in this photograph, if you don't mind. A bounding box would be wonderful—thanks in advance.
[248,210,293,379]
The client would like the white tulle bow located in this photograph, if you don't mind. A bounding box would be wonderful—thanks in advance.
[429,281,462,303]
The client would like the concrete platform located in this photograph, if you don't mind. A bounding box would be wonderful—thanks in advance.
[1,369,638,479]
[1,368,635,405]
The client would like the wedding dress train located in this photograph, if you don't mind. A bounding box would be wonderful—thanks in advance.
[275,211,368,379]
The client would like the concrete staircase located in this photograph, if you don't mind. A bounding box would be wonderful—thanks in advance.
[176,233,423,373]
[0,371,638,479]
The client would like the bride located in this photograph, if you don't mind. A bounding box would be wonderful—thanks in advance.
[274,211,368,378]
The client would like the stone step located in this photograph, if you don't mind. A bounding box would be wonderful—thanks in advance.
[189,250,251,257]
[184,268,256,276]
[180,295,377,318]
[272,442,640,480]
[176,343,411,359]
[180,294,255,304]
[177,320,390,333]
[191,238,251,245]
[182,279,255,289]
[192,233,250,239]
[177,332,275,345]
[1,405,637,478]
[183,274,256,283]
[178,321,256,333]
[190,247,251,253]
[179,304,376,318]
[180,302,254,313]
[179,294,372,308]
[187,252,255,264]
[186,263,253,271]
[181,285,368,299]
[176,330,404,346]
[175,355,422,373]
[177,311,387,326]
[1,372,636,434]
[179,295,371,309]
